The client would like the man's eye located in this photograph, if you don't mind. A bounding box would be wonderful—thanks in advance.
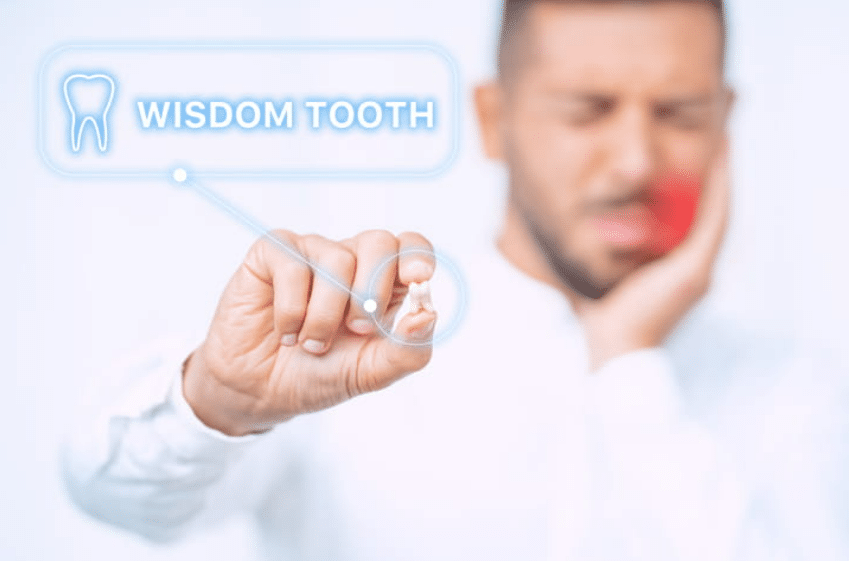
[656,106,710,130]
[562,102,612,126]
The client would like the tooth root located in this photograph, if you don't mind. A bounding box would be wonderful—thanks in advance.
[71,116,108,153]
[69,114,78,151]
[95,113,109,152]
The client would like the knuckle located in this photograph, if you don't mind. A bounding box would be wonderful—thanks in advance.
[248,230,298,266]
[357,376,380,395]
[347,348,380,397]
[277,303,305,321]
[352,368,384,396]
[326,247,356,275]
[342,376,357,400]
[343,368,364,399]
[358,229,397,247]
[302,313,340,334]
[300,233,330,257]
[399,231,433,248]
[301,233,325,245]
[279,259,310,279]
[254,229,296,253]
[244,241,265,266]
[268,228,298,242]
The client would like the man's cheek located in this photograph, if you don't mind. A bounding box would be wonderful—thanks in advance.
[645,173,701,256]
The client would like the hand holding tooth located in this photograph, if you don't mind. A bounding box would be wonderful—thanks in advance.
[182,229,438,437]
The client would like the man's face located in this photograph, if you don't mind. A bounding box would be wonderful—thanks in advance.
[492,2,731,298]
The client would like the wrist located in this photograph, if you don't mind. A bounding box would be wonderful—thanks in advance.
[181,349,274,437]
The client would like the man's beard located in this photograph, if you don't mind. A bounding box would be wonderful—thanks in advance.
[515,195,613,301]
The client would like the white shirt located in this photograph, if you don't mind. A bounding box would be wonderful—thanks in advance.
[61,241,849,561]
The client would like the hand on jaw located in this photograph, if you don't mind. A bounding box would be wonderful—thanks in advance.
[575,139,731,371]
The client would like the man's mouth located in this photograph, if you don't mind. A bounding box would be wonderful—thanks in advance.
[590,203,654,250]
[587,173,702,256]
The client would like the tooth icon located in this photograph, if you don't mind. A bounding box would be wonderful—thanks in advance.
[63,73,116,153]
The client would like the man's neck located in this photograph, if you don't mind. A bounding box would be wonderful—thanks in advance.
[496,202,583,311]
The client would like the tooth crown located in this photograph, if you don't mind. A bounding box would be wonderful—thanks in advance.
[408,281,435,313]
[63,73,116,153]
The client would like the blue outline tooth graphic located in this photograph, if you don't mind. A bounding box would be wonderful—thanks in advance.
[63,73,116,153]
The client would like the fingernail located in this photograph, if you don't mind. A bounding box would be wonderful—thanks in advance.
[405,261,435,281]
[302,339,326,354]
[281,334,298,347]
[349,319,374,335]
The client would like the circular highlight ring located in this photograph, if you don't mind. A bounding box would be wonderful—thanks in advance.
[365,247,468,347]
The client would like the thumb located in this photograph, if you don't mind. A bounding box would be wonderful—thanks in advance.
[365,310,437,391]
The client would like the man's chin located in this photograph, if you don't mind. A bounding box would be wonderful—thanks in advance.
[526,220,646,300]
[609,245,656,268]
[589,250,655,291]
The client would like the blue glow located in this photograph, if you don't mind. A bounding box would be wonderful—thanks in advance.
[61,71,117,155]
[301,97,439,132]
[131,97,438,133]
[134,98,297,132]
[367,248,468,348]
[37,41,461,181]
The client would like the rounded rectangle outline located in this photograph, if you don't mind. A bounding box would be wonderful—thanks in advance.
[37,41,461,181]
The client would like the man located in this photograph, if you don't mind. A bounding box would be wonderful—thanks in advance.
[62,1,849,559]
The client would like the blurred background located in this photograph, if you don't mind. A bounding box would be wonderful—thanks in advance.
[2,0,848,558]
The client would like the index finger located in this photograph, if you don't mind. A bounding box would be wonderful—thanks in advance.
[396,231,436,285]
[673,136,731,263]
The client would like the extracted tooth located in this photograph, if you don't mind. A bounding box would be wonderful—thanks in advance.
[63,73,116,153]
[408,281,434,313]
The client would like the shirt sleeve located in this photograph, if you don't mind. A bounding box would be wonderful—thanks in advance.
[60,335,279,543]
[584,347,752,561]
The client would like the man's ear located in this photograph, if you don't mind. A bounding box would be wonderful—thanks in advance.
[474,81,507,161]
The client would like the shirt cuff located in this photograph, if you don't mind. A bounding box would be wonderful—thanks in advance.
[588,347,685,430]
[153,367,264,456]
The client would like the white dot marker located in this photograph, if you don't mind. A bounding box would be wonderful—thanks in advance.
[173,168,188,183]
[363,299,378,314]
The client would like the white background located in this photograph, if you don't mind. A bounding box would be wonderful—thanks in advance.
[1,0,848,559]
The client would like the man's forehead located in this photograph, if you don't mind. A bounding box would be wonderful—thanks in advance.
[518,2,724,89]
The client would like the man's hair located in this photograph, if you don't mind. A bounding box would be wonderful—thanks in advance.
[497,0,727,76]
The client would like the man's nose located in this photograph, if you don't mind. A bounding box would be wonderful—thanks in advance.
[607,107,658,188]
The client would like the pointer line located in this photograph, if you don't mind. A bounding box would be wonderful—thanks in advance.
[183,176,365,305]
